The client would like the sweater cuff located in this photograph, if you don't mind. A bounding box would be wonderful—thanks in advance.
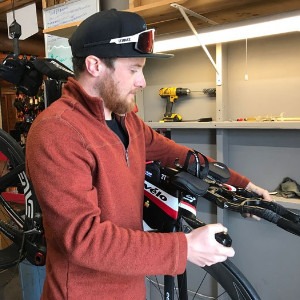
[175,232,188,274]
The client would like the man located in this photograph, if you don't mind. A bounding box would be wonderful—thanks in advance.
[26,9,270,300]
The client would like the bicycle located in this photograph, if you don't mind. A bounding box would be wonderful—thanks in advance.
[143,150,300,300]
[0,53,73,273]
[0,129,300,299]
[0,128,46,273]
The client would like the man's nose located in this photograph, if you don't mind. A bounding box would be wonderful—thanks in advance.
[136,73,146,89]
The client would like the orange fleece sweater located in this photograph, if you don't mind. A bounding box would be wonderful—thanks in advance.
[26,78,249,299]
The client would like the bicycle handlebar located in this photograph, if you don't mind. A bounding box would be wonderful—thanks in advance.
[201,182,300,237]
[158,149,300,238]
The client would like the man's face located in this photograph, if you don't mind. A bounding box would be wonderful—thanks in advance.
[97,57,146,115]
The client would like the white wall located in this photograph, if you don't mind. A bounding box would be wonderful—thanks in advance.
[227,32,300,120]
[143,46,216,122]
[143,32,300,122]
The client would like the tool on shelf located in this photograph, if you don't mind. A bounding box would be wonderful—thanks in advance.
[159,87,216,122]
[236,113,300,122]
[159,87,190,122]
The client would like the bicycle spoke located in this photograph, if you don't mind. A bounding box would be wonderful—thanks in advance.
[192,271,208,300]
[147,269,245,300]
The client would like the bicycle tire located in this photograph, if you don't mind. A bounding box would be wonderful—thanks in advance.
[148,258,260,300]
[203,259,260,300]
[0,129,26,271]
[147,217,260,300]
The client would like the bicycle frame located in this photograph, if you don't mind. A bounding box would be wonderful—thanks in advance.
[144,160,209,300]
[144,150,300,238]
[0,153,46,267]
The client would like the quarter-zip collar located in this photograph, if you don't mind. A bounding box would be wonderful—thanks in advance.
[63,78,128,126]
[62,77,107,122]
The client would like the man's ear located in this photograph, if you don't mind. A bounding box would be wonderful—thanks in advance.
[85,55,104,77]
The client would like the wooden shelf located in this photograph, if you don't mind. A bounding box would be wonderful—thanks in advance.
[41,0,187,38]
[43,20,81,38]
[125,0,187,19]
[126,0,300,35]
[42,0,300,38]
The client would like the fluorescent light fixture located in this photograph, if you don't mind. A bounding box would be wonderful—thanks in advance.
[154,10,300,52]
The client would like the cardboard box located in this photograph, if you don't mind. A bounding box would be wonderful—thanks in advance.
[0,202,24,250]
[43,0,67,9]
[0,209,13,250]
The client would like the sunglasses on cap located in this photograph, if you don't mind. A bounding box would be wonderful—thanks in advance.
[84,29,155,54]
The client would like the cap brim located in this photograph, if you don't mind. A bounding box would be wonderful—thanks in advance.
[137,52,174,59]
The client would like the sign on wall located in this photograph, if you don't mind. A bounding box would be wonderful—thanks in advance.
[43,0,99,70]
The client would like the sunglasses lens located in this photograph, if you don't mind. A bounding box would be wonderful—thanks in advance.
[136,30,154,54]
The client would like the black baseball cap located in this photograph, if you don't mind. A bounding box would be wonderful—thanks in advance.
[69,9,173,59]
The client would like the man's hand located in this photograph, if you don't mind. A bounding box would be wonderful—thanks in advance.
[244,182,272,220]
[185,223,235,267]
[245,182,271,200]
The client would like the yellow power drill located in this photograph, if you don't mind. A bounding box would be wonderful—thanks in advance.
[159,87,191,122]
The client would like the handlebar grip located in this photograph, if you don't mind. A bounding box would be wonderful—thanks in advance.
[277,218,300,237]
[165,101,173,117]
[242,207,281,224]
[242,205,300,236]
[269,201,300,223]
[215,232,232,247]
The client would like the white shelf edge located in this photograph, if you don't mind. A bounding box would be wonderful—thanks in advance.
[146,121,300,129]
[146,121,216,129]
[273,196,300,211]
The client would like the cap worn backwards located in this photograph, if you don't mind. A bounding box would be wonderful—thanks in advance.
[69,9,173,59]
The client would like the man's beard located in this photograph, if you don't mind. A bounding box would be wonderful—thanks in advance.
[95,71,135,115]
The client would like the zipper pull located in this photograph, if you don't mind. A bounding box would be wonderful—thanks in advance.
[125,149,129,166]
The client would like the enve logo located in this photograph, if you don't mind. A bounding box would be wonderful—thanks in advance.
[18,171,34,219]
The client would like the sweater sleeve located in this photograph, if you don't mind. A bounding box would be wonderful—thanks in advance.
[143,122,250,188]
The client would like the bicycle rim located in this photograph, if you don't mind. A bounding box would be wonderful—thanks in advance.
[147,259,260,300]
[0,129,25,271]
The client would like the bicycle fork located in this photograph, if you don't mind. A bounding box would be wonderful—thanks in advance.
[164,266,188,300]
[164,220,189,300]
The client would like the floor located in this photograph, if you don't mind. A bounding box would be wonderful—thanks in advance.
[0,262,45,300]
[0,269,22,300]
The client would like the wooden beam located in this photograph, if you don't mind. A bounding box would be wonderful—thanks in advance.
[142,0,300,36]
[0,0,37,13]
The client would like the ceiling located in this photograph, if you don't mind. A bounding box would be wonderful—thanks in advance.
[133,0,300,36]
[1,0,300,57]
[0,0,299,91]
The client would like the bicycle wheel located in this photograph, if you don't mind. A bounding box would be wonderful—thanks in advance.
[147,258,260,300]
[146,215,260,300]
[0,129,26,271]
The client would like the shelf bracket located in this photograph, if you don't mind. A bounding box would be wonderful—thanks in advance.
[171,3,222,85]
